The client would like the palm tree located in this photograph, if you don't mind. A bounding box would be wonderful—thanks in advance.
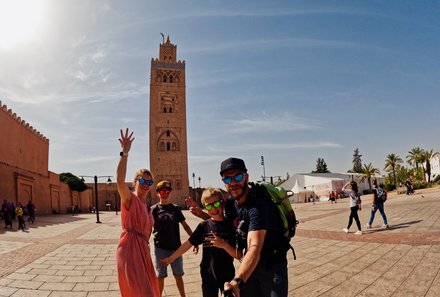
[420,149,439,183]
[384,153,403,189]
[406,147,424,171]
[362,163,380,189]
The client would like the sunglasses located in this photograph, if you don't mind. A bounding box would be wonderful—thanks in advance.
[204,200,221,211]
[222,173,245,185]
[138,178,154,186]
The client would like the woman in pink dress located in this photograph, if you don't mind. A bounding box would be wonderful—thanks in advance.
[116,128,160,297]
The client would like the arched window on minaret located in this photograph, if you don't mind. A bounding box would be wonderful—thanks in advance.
[163,75,167,82]
[163,107,167,113]
[167,130,170,137]
[169,107,173,113]
[167,142,171,151]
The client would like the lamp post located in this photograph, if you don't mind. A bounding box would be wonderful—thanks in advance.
[192,172,195,189]
[80,175,112,223]
[261,156,266,181]
[198,176,201,188]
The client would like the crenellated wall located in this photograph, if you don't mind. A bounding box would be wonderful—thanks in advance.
[0,100,49,176]
[0,100,91,214]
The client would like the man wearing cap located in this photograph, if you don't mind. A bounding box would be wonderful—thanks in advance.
[220,157,288,297]
[152,180,194,297]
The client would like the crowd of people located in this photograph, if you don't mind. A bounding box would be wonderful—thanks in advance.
[1,200,36,230]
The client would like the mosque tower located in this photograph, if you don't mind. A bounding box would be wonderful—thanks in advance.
[149,36,189,206]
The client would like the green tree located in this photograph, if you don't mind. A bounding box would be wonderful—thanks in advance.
[420,149,439,183]
[59,172,88,192]
[312,157,330,173]
[348,148,363,173]
[406,147,424,171]
[362,163,380,189]
[384,153,403,189]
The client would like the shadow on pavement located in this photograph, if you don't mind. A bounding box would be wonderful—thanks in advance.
[366,220,424,233]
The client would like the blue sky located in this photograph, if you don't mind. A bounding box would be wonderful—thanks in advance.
[1,0,439,189]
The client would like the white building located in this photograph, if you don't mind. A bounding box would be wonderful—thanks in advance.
[280,172,384,203]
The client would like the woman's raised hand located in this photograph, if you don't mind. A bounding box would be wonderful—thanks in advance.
[119,128,134,153]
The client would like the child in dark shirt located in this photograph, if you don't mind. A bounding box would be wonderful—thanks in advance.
[161,187,243,297]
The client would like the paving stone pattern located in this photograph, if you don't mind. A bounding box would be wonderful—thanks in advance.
[0,188,439,296]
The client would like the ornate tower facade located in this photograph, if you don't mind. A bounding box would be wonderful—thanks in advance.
[149,36,189,206]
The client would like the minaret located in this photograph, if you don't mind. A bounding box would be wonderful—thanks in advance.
[149,36,189,207]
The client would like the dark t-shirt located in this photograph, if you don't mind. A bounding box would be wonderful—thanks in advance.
[224,185,286,266]
[152,203,185,250]
[189,219,236,281]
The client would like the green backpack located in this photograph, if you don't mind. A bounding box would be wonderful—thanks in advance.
[259,182,298,239]
[246,182,298,259]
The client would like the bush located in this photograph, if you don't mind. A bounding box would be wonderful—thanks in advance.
[59,172,88,192]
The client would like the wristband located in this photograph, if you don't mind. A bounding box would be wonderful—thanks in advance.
[232,277,245,290]
[120,152,128,157]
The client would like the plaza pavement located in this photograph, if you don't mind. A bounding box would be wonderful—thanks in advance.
[1,187,439,297]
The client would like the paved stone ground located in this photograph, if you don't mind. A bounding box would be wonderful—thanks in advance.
[1,187,439,296]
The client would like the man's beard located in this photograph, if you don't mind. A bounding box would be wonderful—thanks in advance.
[229,182,248,201]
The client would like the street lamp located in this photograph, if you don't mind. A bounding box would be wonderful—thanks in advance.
[261,156,266,181]
[192,172,196,189]
[198,176,201,188]
[80,175,112,223]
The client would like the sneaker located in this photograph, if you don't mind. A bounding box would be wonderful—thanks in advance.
[382,224,389,229]
[355,230,362,235]
[366,224,372,229]
[342,228,349,233]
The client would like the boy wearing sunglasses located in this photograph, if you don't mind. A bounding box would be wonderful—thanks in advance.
[160,187,243,297]
[152,180,194,297]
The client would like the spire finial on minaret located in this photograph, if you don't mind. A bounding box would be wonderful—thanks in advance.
[160,33,164,44]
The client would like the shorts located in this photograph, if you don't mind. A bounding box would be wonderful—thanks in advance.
[154,246,184,278]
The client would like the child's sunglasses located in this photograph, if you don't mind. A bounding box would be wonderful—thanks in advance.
[222,173,245,185]
[204,200,221,211]
[138,177,154,186]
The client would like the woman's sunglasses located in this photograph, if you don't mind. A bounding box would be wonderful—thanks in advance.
[138,177,154,186]
[204,200,221,211]
[222,173,245,185]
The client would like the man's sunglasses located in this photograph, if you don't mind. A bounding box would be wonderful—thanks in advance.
[222,173,245,185]
[204,200,221,211]
[138,177,154,186]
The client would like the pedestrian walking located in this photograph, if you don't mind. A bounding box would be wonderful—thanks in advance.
[2,200,12,229]
[115,128,160,297]
[15,202,25,231]
[366,180,389,229]
[342,181,362,235]
[26,200,36,223]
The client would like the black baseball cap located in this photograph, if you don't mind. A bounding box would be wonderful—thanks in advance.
[220,157,247,175]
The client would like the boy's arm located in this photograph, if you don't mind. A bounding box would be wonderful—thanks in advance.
[209,231,243,260]
[160,240,193,265]
[185,197,210,220]
[181,220,193,236]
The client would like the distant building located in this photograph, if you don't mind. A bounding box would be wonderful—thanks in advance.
[280,172,384,203]
[149,36,189,207]
[0,101,93,214]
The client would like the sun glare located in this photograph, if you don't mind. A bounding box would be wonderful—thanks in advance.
[0,0,45,49]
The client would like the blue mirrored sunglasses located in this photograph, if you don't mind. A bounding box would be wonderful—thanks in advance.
[138,177,154,186]
[222,173,245,185]
[204,200,221,211]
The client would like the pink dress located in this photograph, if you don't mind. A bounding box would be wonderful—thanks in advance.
[117,192,160,297]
